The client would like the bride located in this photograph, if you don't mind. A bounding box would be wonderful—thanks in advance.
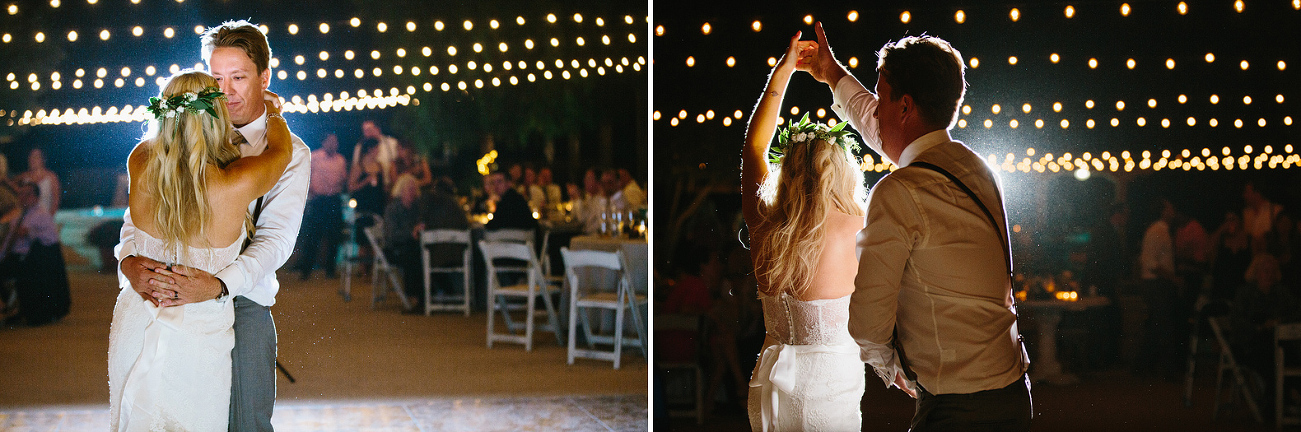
[107,70,290,431]
[742,32,869,431]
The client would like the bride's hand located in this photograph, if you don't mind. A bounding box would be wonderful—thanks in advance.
[776,31,818,73]
[262,90,283,113]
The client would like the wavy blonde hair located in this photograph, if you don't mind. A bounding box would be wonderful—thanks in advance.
[752,138,866,298]
[140,70,242,258]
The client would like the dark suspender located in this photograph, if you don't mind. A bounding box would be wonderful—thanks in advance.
[241,196,265,252]
[909,161,1013,275]
[891,160,1027,386]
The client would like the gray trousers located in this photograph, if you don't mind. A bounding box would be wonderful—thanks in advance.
[230,296,277,431]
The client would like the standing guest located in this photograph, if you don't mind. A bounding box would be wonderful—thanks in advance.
[383,174,423,312]
[17,148,60,216]
[1243,181,1282,247]
[117,21,312,430]
[298,133,347,280]
[392,139,432,190]
[483,172,537,231]
[1210,212,1253,302]
[0,182,70,326]
[353,120,399,177]
[1136,198,1185,378]
[805,23,1032,430]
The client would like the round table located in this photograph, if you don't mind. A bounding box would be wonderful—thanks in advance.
[1020,296,1112,385]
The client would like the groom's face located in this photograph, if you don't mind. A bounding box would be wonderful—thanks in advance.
[209,47,270,128]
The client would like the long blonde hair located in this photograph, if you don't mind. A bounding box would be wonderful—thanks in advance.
[752,138,866,297]
[140,70,242,256]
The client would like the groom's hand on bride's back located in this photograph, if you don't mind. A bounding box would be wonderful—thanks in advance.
[121,255,170,307]
[153,265,222,307]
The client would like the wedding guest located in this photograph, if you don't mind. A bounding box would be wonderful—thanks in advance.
[0,182,70,326]
[1243,180,1282,247]
[507,163,525,195]
[537,168,563,211]
[1136,198,1184,378]
[353,120,399,177]
[1210,211,1253,302]
[17,148,60,216]
[523,166,546,211]
[298,133,347,280]
[416,176,471,298]
[575,168,609,234]
[617,168,647,211]
[383,174,424,311]
[393,139,431,190]
[1232,254,1299,404]
[483,172,537,231]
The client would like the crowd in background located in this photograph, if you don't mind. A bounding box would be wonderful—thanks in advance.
[295,118,647,313]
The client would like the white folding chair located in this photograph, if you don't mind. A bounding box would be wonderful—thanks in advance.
[361,223,413,311]
[479,240,560,351]
[561,247,645,368]
[483,228,534,247]
[1209,315,1264,423]
[1277,322,1301,427]
[539,229,565,288]
[619,250,649,359]
[420,229,473,316]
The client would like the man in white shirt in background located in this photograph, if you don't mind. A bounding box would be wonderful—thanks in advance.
[116,20,311,431]
[354,119,399,179]
[1136,198,1184,379]
[803,22,1031,431]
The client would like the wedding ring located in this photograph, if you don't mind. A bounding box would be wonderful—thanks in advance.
[172,292,179,299]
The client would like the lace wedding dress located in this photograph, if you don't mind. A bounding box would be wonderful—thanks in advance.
[108,229,244,432]
[748,292,865,431]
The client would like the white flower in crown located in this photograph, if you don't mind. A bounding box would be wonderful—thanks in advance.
[183,92,198,102]
[164,110,177,118]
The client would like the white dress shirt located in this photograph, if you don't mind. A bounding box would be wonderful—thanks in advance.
[833,74,1027,395]
[117,111,311,307]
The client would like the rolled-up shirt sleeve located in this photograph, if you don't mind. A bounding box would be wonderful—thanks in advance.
[830,75,886,163]
[850,175,921,388]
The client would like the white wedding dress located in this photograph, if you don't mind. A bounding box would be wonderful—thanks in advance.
[748,292,865,431]
[108,229,244,432]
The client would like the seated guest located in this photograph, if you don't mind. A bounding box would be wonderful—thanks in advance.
[617,168,646,211]
[536,168,563,215]
[0,182,71,326]
[1232,253,1300,407]
[383,174,424,311]
[483,172,537,231]
[417,177,471,299]
[574,168,609,234]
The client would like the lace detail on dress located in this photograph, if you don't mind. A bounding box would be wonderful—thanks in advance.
[760,292,855,346]
[107,229,244,432]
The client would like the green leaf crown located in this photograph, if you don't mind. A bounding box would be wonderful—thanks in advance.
[768,113,862,164]
[146,87,226,120]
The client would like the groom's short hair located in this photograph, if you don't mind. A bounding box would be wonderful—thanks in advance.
[200,20,272,74]
[876,36,967,129]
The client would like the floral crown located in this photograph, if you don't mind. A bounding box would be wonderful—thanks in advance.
[768,113,861,164]
[145,87,226,120]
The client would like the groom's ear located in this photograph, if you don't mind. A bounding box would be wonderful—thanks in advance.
[899,94,917,123]
[259,68,271,91]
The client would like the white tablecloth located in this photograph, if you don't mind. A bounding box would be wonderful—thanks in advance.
[568,235,647,295]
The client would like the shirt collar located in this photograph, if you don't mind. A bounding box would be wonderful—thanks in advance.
[896,129,952,167]
[234,110,268,147]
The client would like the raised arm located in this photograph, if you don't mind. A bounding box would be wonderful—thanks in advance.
[221,97,292,202]
[741,32,816,224]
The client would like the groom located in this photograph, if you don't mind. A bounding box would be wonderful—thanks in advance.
[801,23,1032,431]
[116,20,311,431]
